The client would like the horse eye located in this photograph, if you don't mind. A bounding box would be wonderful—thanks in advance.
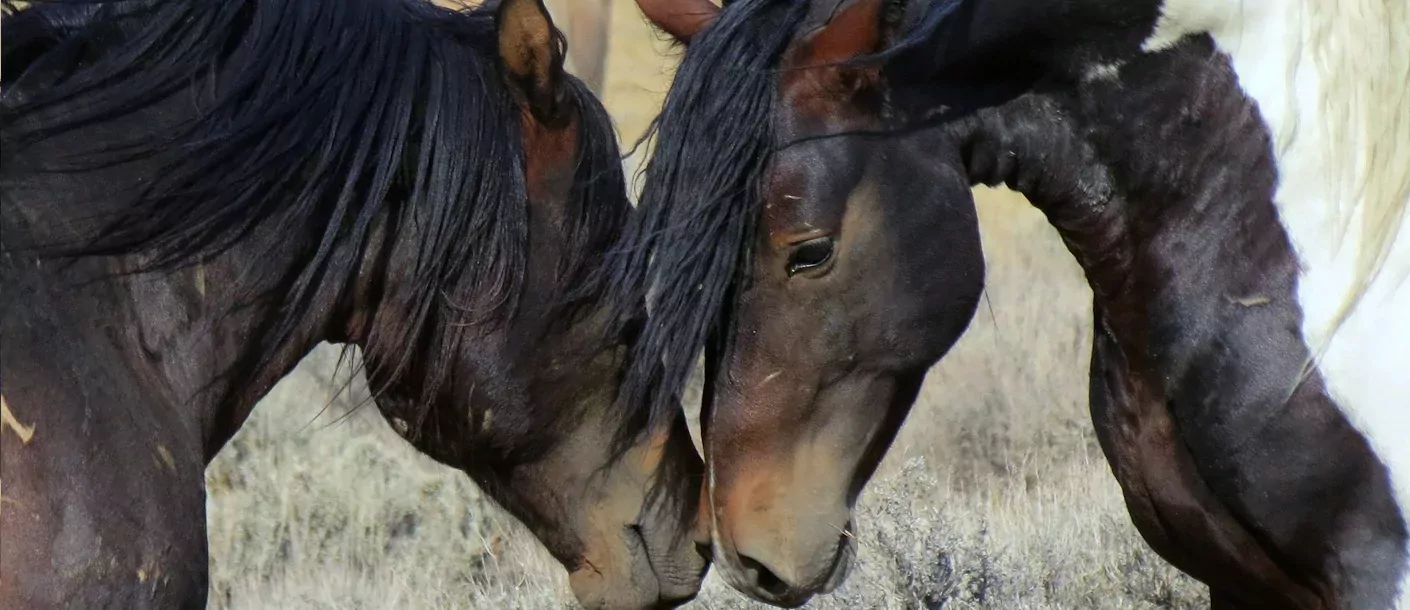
[786,237,836,277]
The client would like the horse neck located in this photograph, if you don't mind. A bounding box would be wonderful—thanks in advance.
[1144,2,1410,346]
[3,201,346,459]
[347,193,629,471]
[198,226,359,455]
[956,36,1304,382]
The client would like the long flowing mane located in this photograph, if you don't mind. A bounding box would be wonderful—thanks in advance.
[604,0,807,446]
[1,0,627,409]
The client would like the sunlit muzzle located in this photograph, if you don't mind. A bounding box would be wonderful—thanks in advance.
[567,511,708,609]
[702,446,860,607]
[700,361,912,607]
[714,523,855,607]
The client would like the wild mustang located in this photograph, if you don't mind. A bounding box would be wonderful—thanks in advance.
[0,0,706,608]
[622,0,1408,608]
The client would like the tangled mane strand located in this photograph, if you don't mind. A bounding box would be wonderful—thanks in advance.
[602,0,808,449]
[1,0,627,418]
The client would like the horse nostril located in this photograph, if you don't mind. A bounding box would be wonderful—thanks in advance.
[737,553,791,598]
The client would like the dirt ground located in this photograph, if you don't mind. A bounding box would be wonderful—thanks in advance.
[205,3,1206,608]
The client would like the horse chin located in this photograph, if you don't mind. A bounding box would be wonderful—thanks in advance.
[567,561,657,610]
[566,563,702,609]
[819,530,856,595]
[636,523,710,606]
[566,522,705,610]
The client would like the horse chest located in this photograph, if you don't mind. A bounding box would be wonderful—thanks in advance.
[1276,182,1410,610]
[1085,222,1409,606]
[1148,4,1410,586]
[1087,309,1337,607]
[1201,7,1410,604]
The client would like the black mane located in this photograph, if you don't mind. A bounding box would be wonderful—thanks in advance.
[604,0,807,446]
[2,0,627,412]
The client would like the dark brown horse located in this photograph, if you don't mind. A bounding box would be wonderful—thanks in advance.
[614,1,984,605]
[0,0,705,608]
[622,0,1409,608]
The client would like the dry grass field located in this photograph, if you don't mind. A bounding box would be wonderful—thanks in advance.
[206,3,1208,608]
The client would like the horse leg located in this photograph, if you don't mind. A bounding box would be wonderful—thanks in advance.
[1086,312,1323,609]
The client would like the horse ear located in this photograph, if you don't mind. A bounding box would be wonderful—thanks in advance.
[635,0,720,43]
[790,0,886,69]
[496,0,569,122]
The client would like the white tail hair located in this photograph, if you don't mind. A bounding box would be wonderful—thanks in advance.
[1306,0,1410,321]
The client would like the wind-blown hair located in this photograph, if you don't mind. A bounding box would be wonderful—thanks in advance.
[603,0,807,447]
[1,0,628,417]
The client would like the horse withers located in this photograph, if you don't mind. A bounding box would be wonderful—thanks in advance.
[627,0,1409,608]
[0,0,705,608]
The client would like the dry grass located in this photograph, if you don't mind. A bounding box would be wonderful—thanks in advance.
[205,4,1207,609]
[206,348,570,609]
